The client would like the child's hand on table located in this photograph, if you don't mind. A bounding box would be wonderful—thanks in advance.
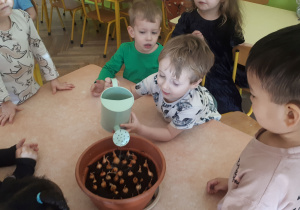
[50,78,75,94]
[206,178,228,194]
[90,80,105,97]
[120,112,141,133]
[0,101,23,126]
[16,138,39,160]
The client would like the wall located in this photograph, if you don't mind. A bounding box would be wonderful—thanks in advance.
[268,0,298,11]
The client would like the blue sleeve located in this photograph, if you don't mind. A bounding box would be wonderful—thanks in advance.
[13,0,33,10]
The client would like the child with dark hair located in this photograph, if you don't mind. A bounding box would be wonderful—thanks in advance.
[0,139,69,210]
[207,24,300,209]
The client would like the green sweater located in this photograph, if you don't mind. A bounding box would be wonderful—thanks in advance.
[97,42,163,83]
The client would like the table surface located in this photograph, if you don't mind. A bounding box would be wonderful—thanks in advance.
[170,1,299,45]
[0,65,256,210]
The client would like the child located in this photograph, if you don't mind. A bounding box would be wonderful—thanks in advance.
[171,0,245,114]
[0,139,69,209]
[0,0,75,126]
[90,0,163,97]
[206,24,300,209]
[105,34,221,142]
[13,0,37,20]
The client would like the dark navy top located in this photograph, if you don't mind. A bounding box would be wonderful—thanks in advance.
[172,10,245,114]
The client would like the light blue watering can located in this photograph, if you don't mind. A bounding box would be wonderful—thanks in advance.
[100,78,134,147]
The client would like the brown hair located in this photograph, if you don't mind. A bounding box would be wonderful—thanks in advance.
[246,24,300,106]
[158,34,214,83]
[189,0,243,37]
[128,0,162,26]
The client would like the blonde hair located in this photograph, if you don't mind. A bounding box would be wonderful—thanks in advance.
[190,0,243,37]
[128,0,162,26]
[158,34,214,83]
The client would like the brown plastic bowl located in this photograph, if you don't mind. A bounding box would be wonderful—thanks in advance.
[75,135,166,210]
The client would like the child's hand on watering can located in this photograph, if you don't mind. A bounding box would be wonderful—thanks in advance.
[103,77,120,90]
[90,80,105,97]
[120,112,141,133]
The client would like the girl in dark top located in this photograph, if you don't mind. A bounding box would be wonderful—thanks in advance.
[172,0,246,114]
[0,139,69,210]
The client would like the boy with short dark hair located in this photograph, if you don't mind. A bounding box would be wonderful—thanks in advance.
[207,24,300,209]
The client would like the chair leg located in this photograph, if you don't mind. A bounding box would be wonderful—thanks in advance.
[163,26,174,45]
[92,20,99,32]
[41,3,44,23]
[104,21,113,58]
[48,6,54,35]
[55,7,65,31]
[247,107,253,116]
[122,17,132,42]
[33,63,43,86]
[71,8,81,43]
[111,24,116,40]
[80,15,87,47]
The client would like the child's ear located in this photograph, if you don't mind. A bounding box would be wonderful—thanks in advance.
[284,103,300,127]
[190,78,202,89]
[127,26,134,38]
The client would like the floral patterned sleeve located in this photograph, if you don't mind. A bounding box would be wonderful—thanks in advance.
[27,12,58,81]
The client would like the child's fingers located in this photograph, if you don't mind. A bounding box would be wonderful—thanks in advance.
[206,179,218,193]
[16,138,26,149]
[0,115,7,126]
[52,86,57,94]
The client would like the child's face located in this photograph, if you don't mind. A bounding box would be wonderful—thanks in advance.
[157,57,199,103]
[248,72,287,133]
[128,17,161,54]
[0,0,13,18]
[194,0,222,13]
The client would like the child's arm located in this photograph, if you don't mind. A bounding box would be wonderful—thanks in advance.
[25,6,37,21]
[26,14,74,93]
[121,112,183,141]
[172,13,189,37]
[13,139,38,179]
[91,44,126,97]
[206,178,228,194]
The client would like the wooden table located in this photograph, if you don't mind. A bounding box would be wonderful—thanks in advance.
[170,1,299,44]
[0,65,256,210]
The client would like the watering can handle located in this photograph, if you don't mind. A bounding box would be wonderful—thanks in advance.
[111,78,118,87]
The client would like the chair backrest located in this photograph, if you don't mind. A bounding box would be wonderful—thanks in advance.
[243,0,269,5]
[162,0,194,24]
[232,43,253,116]
[232,43,252,82]
[81,0,106,22]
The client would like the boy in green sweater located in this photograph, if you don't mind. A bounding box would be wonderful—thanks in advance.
[90,0,163,97]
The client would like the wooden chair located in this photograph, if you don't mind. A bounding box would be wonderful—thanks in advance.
[48,0,88,44]
[80,0,130,58]
[243,0,269,5]
[31,0,43,86]
[232,43,253,116]
[162,0,194,45]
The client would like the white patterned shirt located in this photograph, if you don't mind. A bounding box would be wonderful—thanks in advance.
[135,73,221,129]
[0,10,58,105]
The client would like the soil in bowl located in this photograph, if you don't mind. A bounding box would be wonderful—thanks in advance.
[85,149,158,199]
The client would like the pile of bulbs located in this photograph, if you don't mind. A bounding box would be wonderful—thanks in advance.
[86,150,157,199]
